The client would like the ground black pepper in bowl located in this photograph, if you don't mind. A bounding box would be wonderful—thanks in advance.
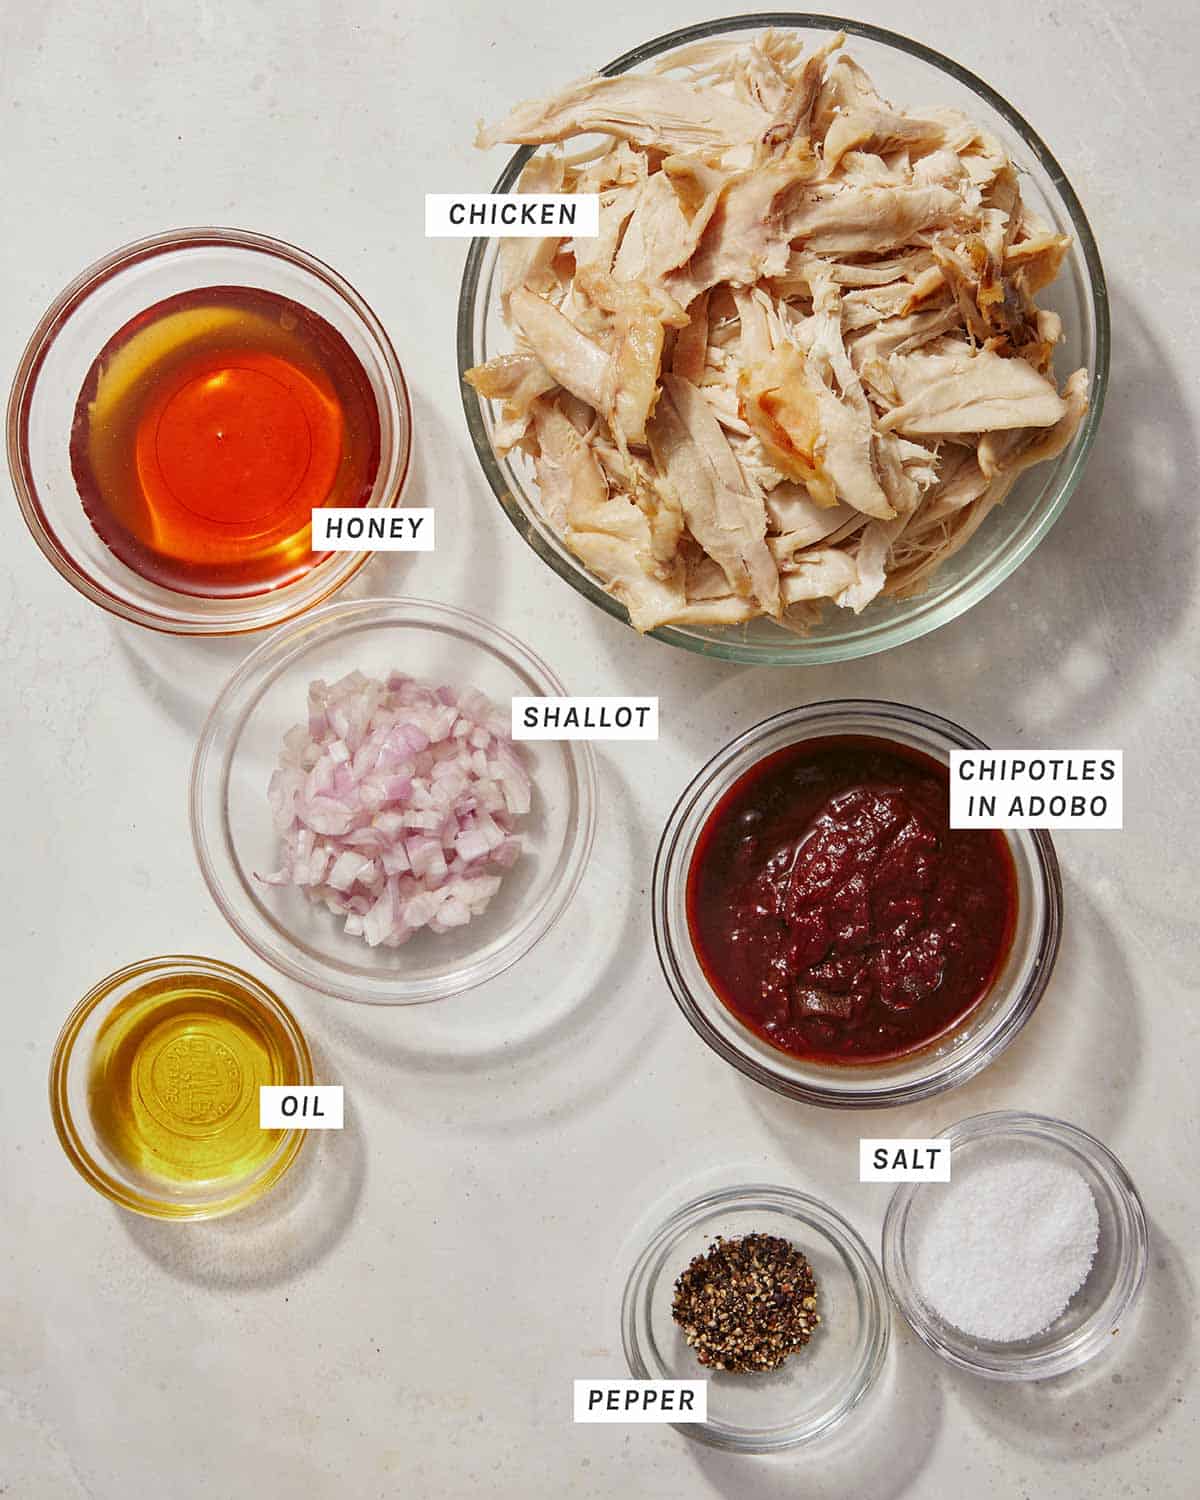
[671,1232,821,1373]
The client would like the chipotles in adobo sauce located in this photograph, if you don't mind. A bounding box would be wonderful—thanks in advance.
[686,736,1017,1065]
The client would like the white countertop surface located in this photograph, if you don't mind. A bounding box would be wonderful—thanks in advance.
[2,2,1197,1496]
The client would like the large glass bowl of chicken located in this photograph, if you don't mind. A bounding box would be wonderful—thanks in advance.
[457,14,1107,664]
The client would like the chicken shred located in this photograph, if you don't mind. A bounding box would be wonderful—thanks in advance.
[467,31,1089,630]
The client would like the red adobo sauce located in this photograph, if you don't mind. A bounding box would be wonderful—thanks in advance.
[686,736,1017,1064]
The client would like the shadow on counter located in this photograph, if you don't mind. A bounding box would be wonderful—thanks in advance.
[690,1324,943,1500]
[950,1219,1193,1462]
[974,284,1199,744]
[336,383,482,610]
[308,753,666,1134]
[119,1036,364,1291]
[113,625,249,742]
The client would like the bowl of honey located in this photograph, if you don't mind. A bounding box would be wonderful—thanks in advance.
[50,955,313,1219]
[8,227,411,634]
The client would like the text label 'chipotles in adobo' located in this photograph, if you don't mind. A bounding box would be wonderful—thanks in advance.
[950,751,1123,829]
[686,736,1017,1064]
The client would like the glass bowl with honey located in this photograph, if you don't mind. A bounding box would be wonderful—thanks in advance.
[8,228,411,634]
[50,955,313,1219]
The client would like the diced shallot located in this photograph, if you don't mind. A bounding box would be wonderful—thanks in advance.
[258,670,532,946]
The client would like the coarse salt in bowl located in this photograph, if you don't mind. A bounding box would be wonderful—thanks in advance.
[190,597,597,1004]
[882,1111,1148,1380]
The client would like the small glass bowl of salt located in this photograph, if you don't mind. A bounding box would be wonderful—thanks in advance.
[882,1111,1147,1380]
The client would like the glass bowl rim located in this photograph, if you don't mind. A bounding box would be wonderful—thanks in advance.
[880,1109,1149,1379]
[48,952,313,1221]
[457,10,1110,665]
[652,698,1063,1107]
[621,1181,891,1451]
[189,594,599,1005]
[7,224,413,636]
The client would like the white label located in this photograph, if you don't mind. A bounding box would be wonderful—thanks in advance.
[312,509,434,551]
[860,1139,951,1182]
[573,1380,707,1423]
[950,750,1123,829]
[260,1086,344,1130]
[512,696,658,740]
[425,194,599,238]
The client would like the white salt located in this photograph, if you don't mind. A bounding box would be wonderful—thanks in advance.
[909,1144,1100,1342]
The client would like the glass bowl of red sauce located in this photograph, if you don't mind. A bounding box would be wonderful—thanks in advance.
[8,227,411,634]
[653,702,1062,1107]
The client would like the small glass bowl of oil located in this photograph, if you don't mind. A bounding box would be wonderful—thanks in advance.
[50,955,313,1219]
[8,227,411,635]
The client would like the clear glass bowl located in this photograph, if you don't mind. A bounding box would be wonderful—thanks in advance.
[622,1184,889,1451]
[190,597,597,1004]
[8,226,412,634]
[49,955,312,1221]
[653,700,1062,1106]
[882,1111,1148,1379]
[458,15,1108,664]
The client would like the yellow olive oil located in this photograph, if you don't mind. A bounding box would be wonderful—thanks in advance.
[87,971,298,1188]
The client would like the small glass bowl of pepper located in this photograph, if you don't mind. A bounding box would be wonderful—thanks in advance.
[652,700,1062,1108]
[622,1184,889,1452]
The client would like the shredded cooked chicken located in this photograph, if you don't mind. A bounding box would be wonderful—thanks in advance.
[467,31,1088,632]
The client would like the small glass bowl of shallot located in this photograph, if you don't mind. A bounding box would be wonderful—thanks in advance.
[190,598,597,1003]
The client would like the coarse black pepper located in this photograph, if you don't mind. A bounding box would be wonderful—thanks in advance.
[671,1232,820,1373]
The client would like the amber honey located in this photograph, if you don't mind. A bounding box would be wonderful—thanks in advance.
[87,970,299,1188]
[70,284,381,596]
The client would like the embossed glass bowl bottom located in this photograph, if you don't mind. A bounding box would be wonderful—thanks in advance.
[49,955,312,1220]
[622,1185,890,1451]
